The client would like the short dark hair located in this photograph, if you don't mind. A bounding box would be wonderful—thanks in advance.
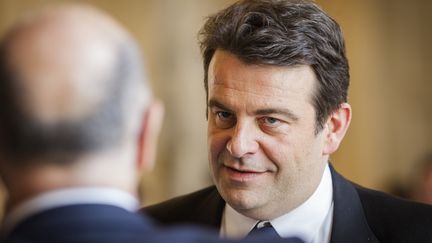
[0,39,146,164]
[200,0,349,132]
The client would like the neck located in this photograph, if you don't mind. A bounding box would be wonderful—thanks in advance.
[3,147,139,212]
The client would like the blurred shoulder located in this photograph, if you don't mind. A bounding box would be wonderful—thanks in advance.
[355,185,432,241]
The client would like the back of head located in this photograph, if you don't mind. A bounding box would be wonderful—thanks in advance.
[200,0,349,132]
[0,5,149,166]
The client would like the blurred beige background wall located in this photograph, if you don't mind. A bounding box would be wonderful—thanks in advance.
[0,0,431,212]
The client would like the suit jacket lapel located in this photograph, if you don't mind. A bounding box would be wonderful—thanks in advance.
[189,186,225,228]
[329,165,379,243]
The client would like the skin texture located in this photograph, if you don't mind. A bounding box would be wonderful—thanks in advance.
[5,7,126,123]
[207,50,351,220]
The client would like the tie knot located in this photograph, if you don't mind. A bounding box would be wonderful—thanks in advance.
[247,221,280,238]
[257,221,272,228]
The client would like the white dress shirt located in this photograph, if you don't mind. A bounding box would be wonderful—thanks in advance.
[220,164,334,243]
[1,187,139,235]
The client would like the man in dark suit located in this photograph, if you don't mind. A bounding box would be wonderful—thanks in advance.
[0,4,303,243]
[145,0,432,242]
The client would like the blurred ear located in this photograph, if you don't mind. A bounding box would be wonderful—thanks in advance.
[323,103,352,155]
[136,99,164,172]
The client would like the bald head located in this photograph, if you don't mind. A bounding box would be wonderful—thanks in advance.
[0,5,150,164]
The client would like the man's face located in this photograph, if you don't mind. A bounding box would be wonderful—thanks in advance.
[207,50,330,220]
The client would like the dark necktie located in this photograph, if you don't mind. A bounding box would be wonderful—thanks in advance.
[247,221,280,238]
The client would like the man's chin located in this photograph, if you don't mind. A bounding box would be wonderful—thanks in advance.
[220,187,263,211]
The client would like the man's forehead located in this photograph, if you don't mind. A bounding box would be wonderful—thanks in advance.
[208,52,316,103]
[209,50,316,91]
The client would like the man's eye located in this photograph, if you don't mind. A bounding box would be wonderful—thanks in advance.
[264,117,279,124]
[259,117,282,127]
[217,111,233,120]
[214,111,235,128]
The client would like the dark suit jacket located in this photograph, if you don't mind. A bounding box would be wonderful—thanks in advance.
[144,166,432,243]
[2,204,304,243]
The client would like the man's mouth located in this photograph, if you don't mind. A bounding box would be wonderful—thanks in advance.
[222,165,267,182]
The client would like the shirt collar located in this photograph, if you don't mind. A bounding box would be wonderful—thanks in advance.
[220,163,333,242]
[2,187,139,235]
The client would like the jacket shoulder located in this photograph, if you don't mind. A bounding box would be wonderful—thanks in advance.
[142,186,224,228]
[355,185,432,242]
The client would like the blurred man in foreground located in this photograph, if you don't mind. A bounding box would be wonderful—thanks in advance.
[0,4,303,243]
[145,0,432,242]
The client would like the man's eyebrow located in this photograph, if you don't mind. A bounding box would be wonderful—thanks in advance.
[208,99,233,112]
[255,108,299,121]
[208,99,299,121]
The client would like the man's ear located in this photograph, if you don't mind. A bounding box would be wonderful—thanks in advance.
[323,103,352,155]
[136,99,164,172]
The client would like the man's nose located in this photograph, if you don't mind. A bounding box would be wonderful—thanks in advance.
[226,122,259,158]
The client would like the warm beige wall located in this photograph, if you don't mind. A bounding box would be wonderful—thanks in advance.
[0,0,431,213]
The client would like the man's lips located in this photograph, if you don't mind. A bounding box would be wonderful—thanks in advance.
[222,165,267,181]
